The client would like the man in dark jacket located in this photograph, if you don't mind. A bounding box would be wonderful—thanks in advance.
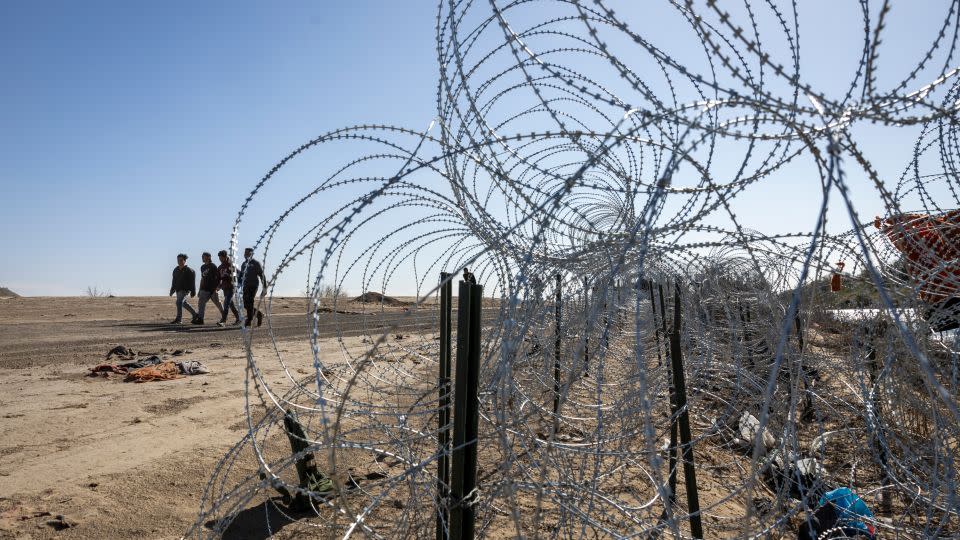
[194,252,223,325]
[216,250,241,326]
[239,247,267,327]
[170,253,198,324]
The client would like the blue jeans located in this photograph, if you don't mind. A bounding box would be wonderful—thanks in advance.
[197,290,222,321]
[175,290,197,321]
[220,288,240,322]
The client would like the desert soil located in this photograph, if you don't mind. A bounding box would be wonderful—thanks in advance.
[0,296,425,539]
[0,297,897,539]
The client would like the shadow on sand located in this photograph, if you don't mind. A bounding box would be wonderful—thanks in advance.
[205,499,313,540]
[113,321,240,334]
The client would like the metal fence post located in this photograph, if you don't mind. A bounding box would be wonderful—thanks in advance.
[584,280,590,376]
[282,409,333,510]
[648,280,663,368]
[743,302,754,369]
[450,280,482,540]
[670,282,702,538]
[866,323,892,515]
[554,273,562,416]
[658,282,679,503]
[437,272,453,540]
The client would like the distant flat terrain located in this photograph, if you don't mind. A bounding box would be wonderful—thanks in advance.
[0,296,438,369]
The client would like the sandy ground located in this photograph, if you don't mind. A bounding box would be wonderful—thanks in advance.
[0,297,921,538]
[0,296,435,370]
[0,296,419,539]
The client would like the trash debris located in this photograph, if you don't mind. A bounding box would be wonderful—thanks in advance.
[125,361,183,383]
[119,355,162,369]
[176,360,210,376]
[737,412,776,452]
[88,353,208,382]
[89,364,128,376]
[798,487,875,540]
[763,449,827,502]
[105,345,136,360]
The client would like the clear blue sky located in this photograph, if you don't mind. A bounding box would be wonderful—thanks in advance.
[0,1,437,295]
[0,1,954,296]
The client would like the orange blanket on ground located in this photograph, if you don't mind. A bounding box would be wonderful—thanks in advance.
[125,361,183,383]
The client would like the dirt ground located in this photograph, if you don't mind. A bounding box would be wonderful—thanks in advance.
[0,297,922,538]
[0,296,422,539]
[0,296,436,370]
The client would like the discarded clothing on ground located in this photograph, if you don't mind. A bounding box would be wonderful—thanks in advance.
[89,355,163,377]
[90,356,210,382]
[118,355,162,369]
[125,360,210,382]
[105,345,136,360]
[89,364,129,376]
[176,360,209,375]
[797,487,875,540]
[125,361,183,382]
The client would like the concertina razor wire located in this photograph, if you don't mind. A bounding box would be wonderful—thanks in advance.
[186,1,960,538]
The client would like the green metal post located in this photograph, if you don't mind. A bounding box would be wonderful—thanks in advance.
[437,272,453,540]
[670,282,702,538]
[450,280,482,540]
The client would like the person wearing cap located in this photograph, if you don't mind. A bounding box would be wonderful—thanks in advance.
[238,247,267,327]
[463,267,477,285]
[194,252,223,325]
[169,253,197,324]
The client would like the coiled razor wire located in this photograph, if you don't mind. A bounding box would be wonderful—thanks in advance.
[185,1,960,537]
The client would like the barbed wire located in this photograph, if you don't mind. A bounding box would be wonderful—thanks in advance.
[186,1,960,538]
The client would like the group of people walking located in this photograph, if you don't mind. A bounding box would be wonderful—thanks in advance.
[169,248,266,327]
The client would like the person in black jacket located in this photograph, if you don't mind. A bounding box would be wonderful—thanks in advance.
[194,252,223,325]
[239,247,267,327]
[170,253,198,324]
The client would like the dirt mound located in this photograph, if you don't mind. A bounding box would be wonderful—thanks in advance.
[352,291,408,306]
[0,287,19,298]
